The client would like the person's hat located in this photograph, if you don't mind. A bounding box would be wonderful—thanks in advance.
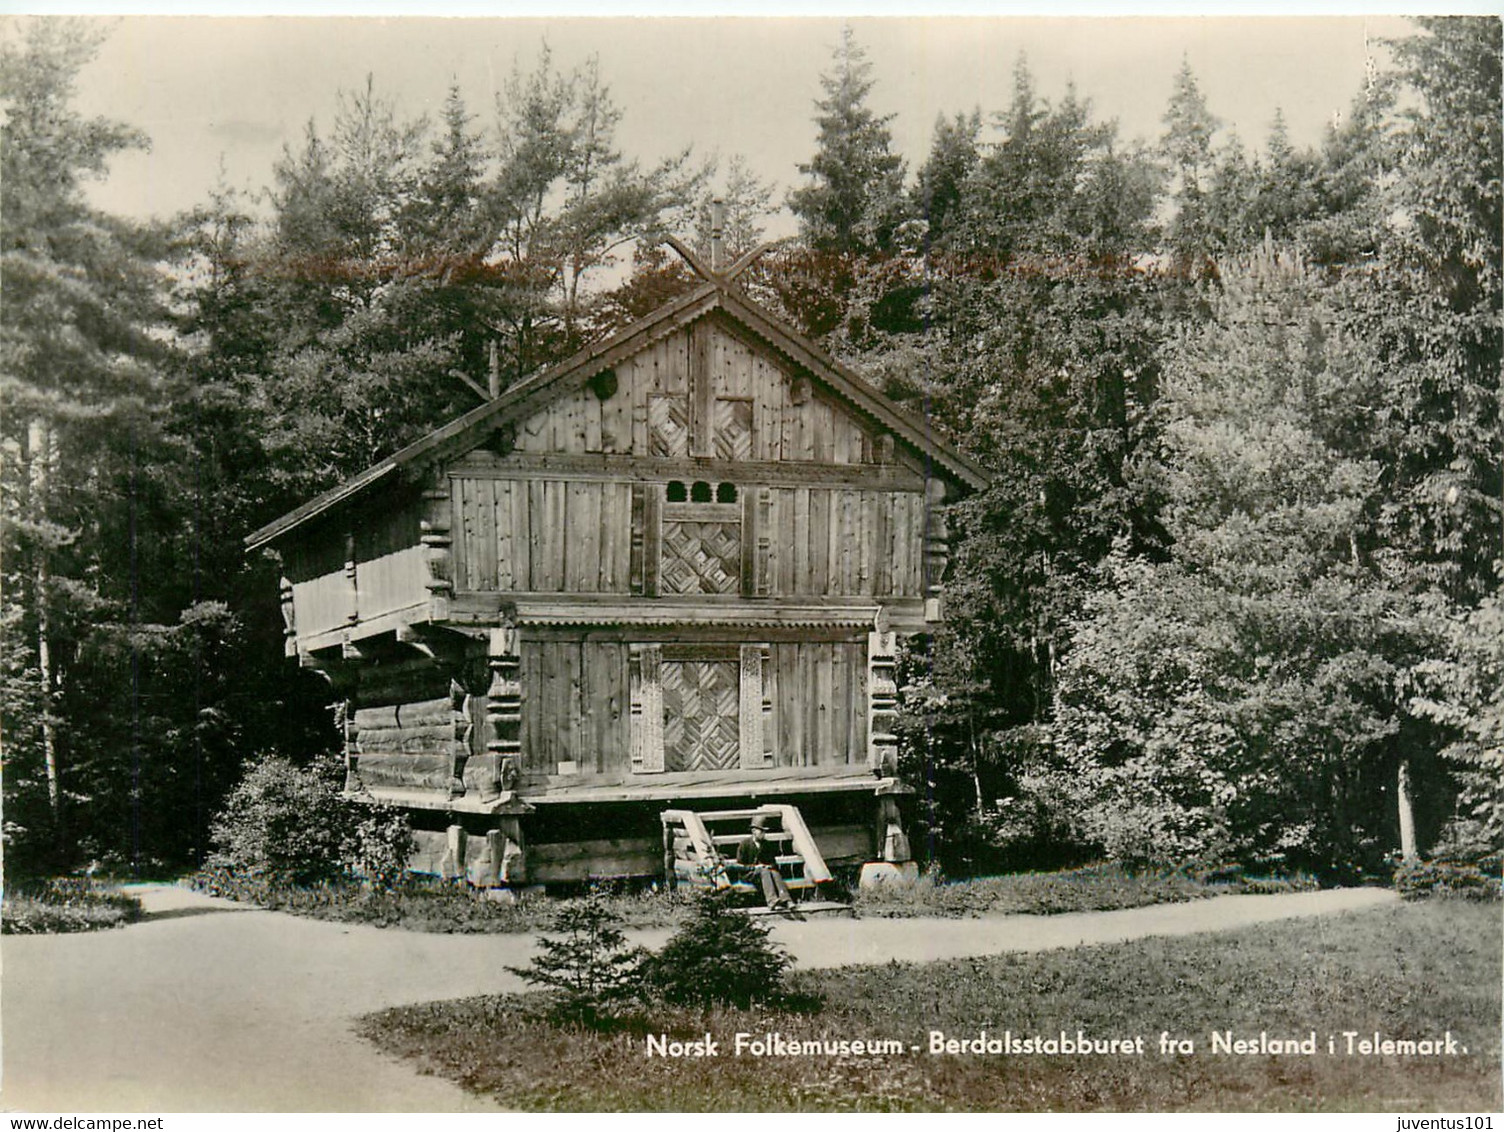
[750,814,769,830]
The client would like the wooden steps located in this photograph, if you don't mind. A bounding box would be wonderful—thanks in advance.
[661,803,833,903]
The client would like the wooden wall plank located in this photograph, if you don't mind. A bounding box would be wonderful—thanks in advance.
[495,480,514,592]
[811,643,831,765]
[519,640,537,773]
[812,399,833,463]
[510,476,529,591]
[631,350,650,453]
[791,487,808,596]
[829,491,846,595]
[452,477,473,591]
[850,640,869,763]
[598,481,616,592]
[550,481,568,590]
[857,492,874,593]
[610,642,631,773]
[809,490,829,595]
[527,480,545,591]
[475,476,497,590]
[601,363,629,454]
[839,490,857,594]
[643,485,661,597]
[568,481,595,592]
[584,390,602,453]
[828,642,845,764]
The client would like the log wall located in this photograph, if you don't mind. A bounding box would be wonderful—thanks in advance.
[352,693,469,794]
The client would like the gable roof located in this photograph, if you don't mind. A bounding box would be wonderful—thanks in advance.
[246,278,989,551]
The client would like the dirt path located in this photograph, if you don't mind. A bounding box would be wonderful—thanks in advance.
[1,883,1397,1112]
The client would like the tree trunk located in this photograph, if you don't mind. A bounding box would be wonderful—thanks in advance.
[969,720,985,814]
[1396,758,1418,861]
[27,419,64,857]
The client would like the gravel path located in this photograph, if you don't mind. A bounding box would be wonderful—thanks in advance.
[1,883,1397,1112]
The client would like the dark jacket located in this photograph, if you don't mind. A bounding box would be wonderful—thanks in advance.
[736,833,778,868]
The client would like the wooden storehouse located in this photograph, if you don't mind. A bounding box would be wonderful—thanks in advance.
[247,242,988,891]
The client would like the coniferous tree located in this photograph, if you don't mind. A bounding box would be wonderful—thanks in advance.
[1,19,177,871]
[788,26,907,256]
[911,110,981,252]
[1159,58,1221,275]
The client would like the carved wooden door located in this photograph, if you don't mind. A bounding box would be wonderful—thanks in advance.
[661,660,740,772]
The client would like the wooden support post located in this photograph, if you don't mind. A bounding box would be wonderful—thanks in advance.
[922,479,949,623]
[440,824,466,881]
[279,575,297,657]
[875,796,912,864]
[485,624,523,800]
[469,828,504,888]
[420,474,454,619]
[739,644,767,769]
[630,644,665,773]
[340,699,359,790]
[448,678,471,799]
[344,531,359,626]
[663,821,677,891]
[867,627,899,775]
[497,815,527,885]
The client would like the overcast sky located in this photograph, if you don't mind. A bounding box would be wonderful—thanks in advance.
[12,11,1431,229]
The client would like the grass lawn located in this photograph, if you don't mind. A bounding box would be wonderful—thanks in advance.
[359,900,1502,1111]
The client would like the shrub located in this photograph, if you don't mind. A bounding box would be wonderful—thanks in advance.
[1394,857,1502,902]
[208,752,412,888]
[505,893,649,1026]
[646,891,793,1009]
[2,878,144,934]
[851,862,1218,919]
[346,805,416,890]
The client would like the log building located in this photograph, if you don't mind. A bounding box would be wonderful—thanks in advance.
[247,238,987,891]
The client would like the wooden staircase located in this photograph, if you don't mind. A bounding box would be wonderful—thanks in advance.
[660,804,845,913]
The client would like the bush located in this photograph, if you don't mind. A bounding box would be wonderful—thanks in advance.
[646,892,793,1009]
[852,862,1219,919]
[208,753,412,888]
[2,878,144,934]
[346,805,416,890]
[1394,857,1502,902]
[505,893,649,1026]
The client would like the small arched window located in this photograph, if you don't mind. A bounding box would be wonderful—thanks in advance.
[666,480,688,502]
[716,482,738,503]
[690,480,713,503]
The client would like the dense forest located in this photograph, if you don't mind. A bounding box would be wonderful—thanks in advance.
[2,17,1499,882]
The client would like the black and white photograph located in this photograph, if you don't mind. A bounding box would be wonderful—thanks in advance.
[1,4,1500,1117]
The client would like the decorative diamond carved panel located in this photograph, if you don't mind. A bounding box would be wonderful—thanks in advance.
[662,660,740,772]
[661,520,741,594]
[713,398,754,461]
[649,395,690,457]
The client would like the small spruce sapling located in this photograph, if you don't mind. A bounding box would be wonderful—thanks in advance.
[506,893,648,1026]
[647,891,792,1009]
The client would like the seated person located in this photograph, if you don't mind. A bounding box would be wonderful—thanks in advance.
[735,814,794,909]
